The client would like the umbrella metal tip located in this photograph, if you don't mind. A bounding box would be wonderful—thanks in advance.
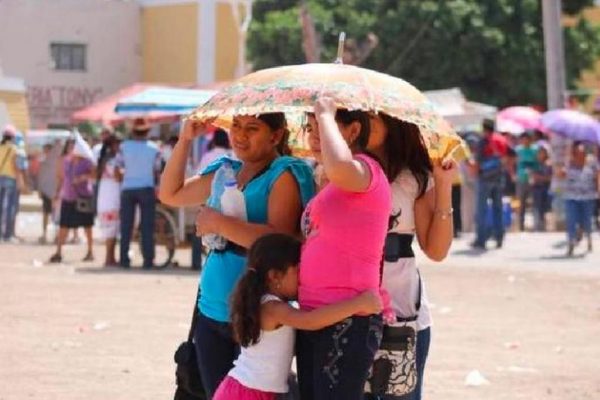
[335,32,346,64]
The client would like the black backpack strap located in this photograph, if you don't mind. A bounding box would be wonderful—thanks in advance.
[395,270,423,323]
[187,289,201,343]
[415,269,422,312]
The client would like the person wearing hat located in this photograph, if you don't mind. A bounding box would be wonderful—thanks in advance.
[116,118,161,269]
[0,125,22,242]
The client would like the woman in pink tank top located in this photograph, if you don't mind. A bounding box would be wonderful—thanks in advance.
[295,97,391,400]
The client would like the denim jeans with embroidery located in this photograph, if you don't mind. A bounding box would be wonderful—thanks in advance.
[297,314,383,400]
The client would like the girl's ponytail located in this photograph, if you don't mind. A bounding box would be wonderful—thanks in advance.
[230,268,268,347]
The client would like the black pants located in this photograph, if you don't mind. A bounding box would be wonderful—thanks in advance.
[193,311,238,399]
[297,314,383,400]
[451,184,462,236]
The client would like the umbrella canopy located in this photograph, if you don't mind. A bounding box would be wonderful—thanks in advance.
[541,109,600,144]
[496,119,527,136]
[189,63,461,160]
[497,106,542,133]
[72,84,178,126]
[115,87,217,116]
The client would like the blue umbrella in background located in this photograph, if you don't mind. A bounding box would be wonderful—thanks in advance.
[541,109,600,144]
[115,87,217,116]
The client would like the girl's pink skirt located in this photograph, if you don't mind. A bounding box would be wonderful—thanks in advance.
[213,376,276,400]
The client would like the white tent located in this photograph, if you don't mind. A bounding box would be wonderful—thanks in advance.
[424,87,497,132]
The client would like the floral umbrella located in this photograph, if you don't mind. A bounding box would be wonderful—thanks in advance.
[189,63,462,161]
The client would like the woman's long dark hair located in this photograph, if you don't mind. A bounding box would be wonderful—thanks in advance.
[335,109,371,151]
[230,233,302,347]
[62,138,75,156]
[97,134,120,180]
[257,113,291,156]
[381,114,432,198]
[335,109,392,172]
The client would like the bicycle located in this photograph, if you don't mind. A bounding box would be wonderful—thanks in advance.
[131,203,177,269]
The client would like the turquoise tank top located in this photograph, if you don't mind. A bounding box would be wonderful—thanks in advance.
[197,155,315,322]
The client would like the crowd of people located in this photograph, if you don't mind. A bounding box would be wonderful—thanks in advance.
[455,118,600,255]
[0,119,221,268]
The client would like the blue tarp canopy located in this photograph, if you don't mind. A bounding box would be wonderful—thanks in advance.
[115,87,217,115]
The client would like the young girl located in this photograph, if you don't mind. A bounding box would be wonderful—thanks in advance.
[213,233,383,400]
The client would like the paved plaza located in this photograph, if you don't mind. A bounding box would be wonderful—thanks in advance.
[1,211,599,400]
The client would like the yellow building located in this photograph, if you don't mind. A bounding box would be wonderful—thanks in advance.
[140,0,252,85]
[0,70,30,132]
[565,5,600,110]
[0,0,250,128]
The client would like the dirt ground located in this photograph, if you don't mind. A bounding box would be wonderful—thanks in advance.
[1,213,599,400]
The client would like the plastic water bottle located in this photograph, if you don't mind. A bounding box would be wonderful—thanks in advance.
[202,162,235,250]
[221,180,247,222]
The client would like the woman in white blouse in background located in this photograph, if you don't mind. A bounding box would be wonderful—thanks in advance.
[367,113,457,400]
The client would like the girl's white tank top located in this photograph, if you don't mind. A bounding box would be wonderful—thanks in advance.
[228,294,295,393]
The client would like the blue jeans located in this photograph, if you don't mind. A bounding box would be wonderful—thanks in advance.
[412,328,431,400]
[532,184,551,231]
[297,314,383,400]
[120,187,155,267]
[475,180,504,246]
[193,311,238,399]
[0,176,17,240]
[564,199,595,243]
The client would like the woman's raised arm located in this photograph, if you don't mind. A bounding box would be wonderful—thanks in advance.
[314,98,372,193]
[159,120,214,207]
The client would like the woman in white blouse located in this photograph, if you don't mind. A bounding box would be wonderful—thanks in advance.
[367,113,457,400]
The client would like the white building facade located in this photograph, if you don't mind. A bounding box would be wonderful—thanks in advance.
[0,0,142,128]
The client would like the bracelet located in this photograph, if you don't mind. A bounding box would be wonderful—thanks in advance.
[435,208,454,220]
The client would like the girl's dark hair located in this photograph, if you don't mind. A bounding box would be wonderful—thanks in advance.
[230,233,302,347]
[257,112,291,156]
[211,128,230,150]
[97,134,120,180]
[381,114,432,198]
[572,140,584,150]
[335,109,371,151]
[62,139,75,156]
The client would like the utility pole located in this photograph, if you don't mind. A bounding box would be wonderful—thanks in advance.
[542,0,567,110]
[542,0,568,228]
[228,0,253,78]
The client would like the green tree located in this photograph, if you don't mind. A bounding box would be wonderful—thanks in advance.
[247,0,600,107]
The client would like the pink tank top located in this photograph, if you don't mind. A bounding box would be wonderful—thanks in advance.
[299,154,391,310]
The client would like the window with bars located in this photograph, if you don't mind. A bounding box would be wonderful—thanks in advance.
[50,43,87,71]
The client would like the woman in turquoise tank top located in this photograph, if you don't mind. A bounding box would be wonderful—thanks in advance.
[159,113,315,398]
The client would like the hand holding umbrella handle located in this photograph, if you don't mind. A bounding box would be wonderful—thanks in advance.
[180,118,214,141]
[314,96,337,119]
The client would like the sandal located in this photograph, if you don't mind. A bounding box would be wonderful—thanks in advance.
[82,253,94,262]
[49,253,62,263]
